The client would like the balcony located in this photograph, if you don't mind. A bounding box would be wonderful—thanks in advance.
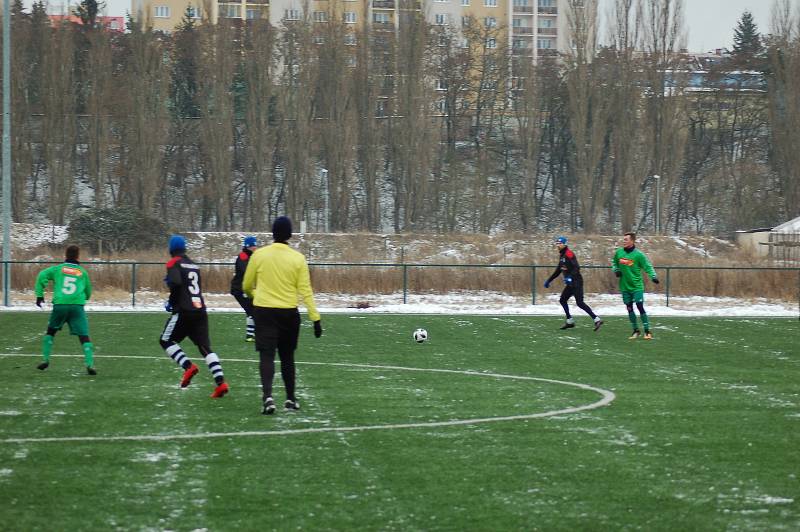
[512,26,534,35]
[537,6,557,14]
[537,26,557,35]
[537,48,558,57]
[373,0,395,8]
[513,6,533,13]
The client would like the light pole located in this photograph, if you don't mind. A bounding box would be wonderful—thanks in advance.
[2,0,12,306]
[320,168,328,233]
[653,174,660,235]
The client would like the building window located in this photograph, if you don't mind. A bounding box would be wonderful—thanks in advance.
[514,0,529,5]
[313,35,325,44]
[538,18,553,27]
[460,37,469,48]
[512,17,521,27]
[435,99,448,113]
[187,6,201,18]
[313,11,328,22]
[376,100,387,118]
[436,79,448,91]
[512,38,527,49]
[220,4,240,17]
[486,37,496,48]
[154,5,170,17]
[285,9,300,20]
[537,38,553,49]
[484,17,496,28]
[374,12,389,23]
[344,11,357,23]
[346,55,357,67]
[435,13,448,25]
[538,0,554,6]
[435,0,449,3]
[461,0,470,4]
[344,33,357,45]
[246,8,261,19]
[484,0,497,6]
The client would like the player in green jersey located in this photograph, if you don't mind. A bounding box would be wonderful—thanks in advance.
[611,232,659,340]
[34,245,96,374]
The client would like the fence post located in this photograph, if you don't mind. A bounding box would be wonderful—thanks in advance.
[666,267,671,308]
[2,260,8,307]
[531,266,537,305]
[402,264,408,304]
[131,263,137,308]
[797,269,799,321]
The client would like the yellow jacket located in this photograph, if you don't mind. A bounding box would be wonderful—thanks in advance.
[242,243,321,322]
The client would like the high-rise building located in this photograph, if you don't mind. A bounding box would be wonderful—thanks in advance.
[131,0,572,60]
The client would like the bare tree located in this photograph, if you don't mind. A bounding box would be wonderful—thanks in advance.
[640,0,688,233]
[317,7,358,231]
[606,0,647,231]
[564,0,608,233]
[766,0,800,220]
[41,23,77,225]
[81,25,113,208]
[278,15,318,224]
[241,19,279,231]
[196,20,238,230]
[116,20,169,216]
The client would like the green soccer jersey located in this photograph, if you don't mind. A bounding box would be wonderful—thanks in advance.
[612,246,657,292]
[35,262,92,305]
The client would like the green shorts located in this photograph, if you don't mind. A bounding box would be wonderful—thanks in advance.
[621,290,645,305]
[48,305,90,336]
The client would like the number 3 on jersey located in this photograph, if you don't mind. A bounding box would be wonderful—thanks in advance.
[187,271,200,295]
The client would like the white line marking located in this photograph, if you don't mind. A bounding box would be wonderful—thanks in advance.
[0,353,615,443]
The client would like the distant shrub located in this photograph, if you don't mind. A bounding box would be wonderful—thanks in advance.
[68,207,168,254]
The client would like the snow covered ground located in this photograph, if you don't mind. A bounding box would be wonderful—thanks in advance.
[2,291,797,317]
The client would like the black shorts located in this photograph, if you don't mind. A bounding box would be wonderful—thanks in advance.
[161,311,210,348]
[253,307,300,352]
[561,279,585,302]
[231,291,254,315]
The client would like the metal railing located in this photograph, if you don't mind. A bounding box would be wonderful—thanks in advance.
[2,260,799,317]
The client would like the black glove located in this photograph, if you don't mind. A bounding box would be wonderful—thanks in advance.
[652,278,660,284]
[313,320,323,338]
[615,271,621,278]
[36,296,44,308]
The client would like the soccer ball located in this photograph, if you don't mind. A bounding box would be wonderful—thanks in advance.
[413,328,428,343]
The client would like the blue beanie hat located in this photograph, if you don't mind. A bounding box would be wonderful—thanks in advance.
[272,216,292,242]
[243,236,257,248]
[554,236,567,245]
[168,235,186,253]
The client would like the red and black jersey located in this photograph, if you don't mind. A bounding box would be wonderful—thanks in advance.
[546,246,583,284]
[230,247,253,295]
[166,254,206,312]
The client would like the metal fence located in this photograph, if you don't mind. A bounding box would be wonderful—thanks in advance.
[2,260,799,317]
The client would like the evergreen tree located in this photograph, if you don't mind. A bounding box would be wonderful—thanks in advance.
[170,8,201,118]
[75,0,105,27]
[732,11,763,68]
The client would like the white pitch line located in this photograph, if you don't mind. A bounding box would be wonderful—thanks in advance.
[0,353,615,444]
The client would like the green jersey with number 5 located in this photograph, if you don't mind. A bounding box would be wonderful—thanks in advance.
[35,262,92,305]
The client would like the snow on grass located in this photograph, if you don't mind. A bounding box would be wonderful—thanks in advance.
[1,289,796,317]
[672,236,712,257]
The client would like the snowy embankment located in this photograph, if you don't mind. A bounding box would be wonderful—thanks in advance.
[2,291,797,317]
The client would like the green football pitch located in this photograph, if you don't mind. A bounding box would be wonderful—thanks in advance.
[0,312,798,530]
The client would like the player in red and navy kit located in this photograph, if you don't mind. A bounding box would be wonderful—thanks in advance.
[543,236,603,331]
[159,235,229,398]
[230,236,258,342]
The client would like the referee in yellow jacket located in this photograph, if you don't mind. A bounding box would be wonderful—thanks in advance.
[243,216,322,415]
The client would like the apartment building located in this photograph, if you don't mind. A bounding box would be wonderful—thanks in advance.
[131,0,572,61]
